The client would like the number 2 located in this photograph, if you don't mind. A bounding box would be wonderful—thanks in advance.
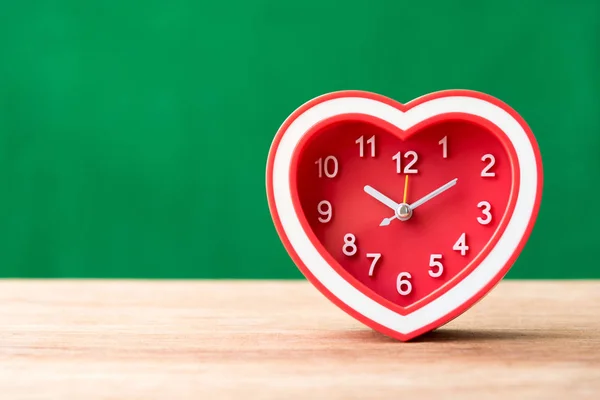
[481,154,495,177]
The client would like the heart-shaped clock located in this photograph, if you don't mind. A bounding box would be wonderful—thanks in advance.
[266,89,543,341]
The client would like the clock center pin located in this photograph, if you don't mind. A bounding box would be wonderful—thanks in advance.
[396,203,413,221]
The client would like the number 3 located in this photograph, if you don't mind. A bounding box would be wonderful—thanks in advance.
[477,201,492,225]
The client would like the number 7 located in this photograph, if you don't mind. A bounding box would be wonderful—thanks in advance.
[366,253,381,277]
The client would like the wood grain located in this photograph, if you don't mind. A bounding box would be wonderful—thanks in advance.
[0,280,598,399]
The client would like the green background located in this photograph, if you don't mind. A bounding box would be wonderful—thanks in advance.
[0,1,598,279]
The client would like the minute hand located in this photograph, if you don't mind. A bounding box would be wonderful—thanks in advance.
[409,178,458,210]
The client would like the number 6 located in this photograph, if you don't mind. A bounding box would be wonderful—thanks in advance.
[396,272,412,295]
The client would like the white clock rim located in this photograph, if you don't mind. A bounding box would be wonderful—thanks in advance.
[271,95,538,335]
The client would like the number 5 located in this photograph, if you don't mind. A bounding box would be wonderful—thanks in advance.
[429,254,443,278]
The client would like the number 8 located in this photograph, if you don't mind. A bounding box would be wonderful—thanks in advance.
[343,233,357,256]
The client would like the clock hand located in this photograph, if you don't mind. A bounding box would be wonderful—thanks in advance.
[380,216,396,227]
[380,176,410,226]
[409,178,458,210]
[363,185,400,211]
[379,178,457,225]
[379,203,412,226]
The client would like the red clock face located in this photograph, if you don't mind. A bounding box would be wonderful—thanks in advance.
[292,116,518,312]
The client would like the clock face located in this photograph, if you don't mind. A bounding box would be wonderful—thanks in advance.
[292,116,518,312]
[267,89,542,341]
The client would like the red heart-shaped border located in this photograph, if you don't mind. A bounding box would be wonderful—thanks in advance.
[266,89,543,341]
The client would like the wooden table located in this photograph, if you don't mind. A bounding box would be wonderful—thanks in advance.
[0,280,598,399]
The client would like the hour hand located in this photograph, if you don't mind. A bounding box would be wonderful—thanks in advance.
[363,185,400,211]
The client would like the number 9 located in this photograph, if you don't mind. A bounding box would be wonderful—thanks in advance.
[317,200,332,223]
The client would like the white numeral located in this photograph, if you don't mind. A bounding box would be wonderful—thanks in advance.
[404,151,418,173]
[481,154,496,177]
[392,151,419,174]
[366,253,381,277]
[453,232,469,256]
[316,156,338,178]
[356,135,375,158]
[396,272,412,295]
[317,200,332,223]
[439,136,448,158]
[477,201,492,225]
[429,254,444,278]
[392,152,401,173]
[343,233,357,256]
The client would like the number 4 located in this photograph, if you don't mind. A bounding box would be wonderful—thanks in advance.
[453,233,469,256]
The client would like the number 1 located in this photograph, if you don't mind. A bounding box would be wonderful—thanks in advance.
[439,136,448,158]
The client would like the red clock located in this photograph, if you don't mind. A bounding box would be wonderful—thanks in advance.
[266,90,543,341]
